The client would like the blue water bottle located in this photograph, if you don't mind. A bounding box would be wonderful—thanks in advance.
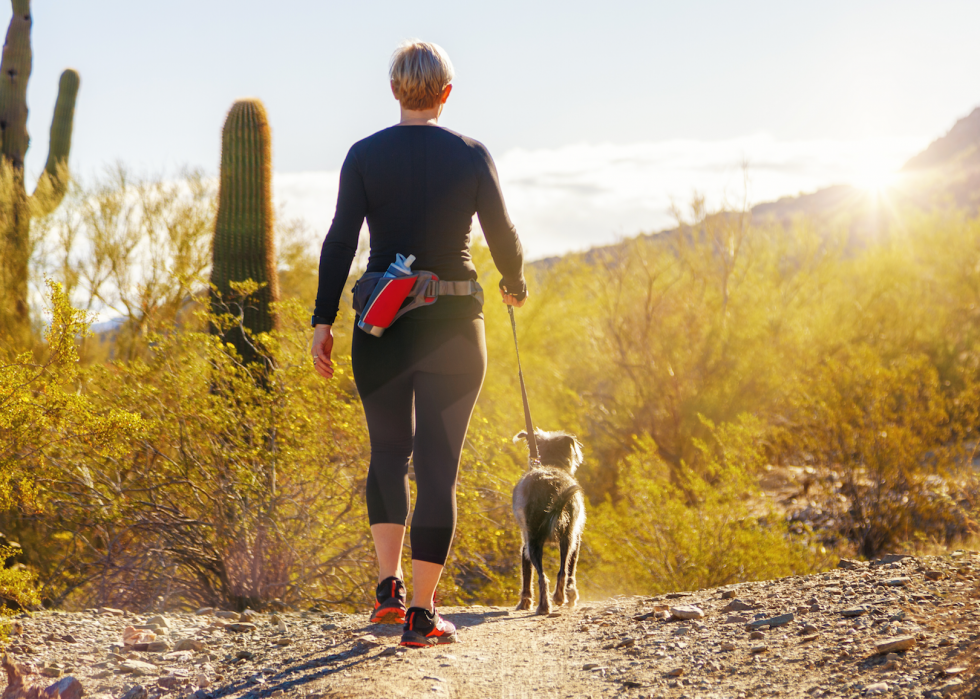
[357,254,417,336]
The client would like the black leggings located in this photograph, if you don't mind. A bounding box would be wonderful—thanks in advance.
[352,316,487,565]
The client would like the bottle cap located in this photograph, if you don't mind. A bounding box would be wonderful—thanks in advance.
[391,253,416,275]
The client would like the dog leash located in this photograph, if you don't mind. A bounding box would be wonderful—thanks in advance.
[508,305,540,465]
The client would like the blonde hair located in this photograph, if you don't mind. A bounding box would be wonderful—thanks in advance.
[389,40,455,111]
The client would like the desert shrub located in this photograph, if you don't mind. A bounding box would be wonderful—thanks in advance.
[0,281,144,606]
[584,418,829,596]
[21,294,373,610]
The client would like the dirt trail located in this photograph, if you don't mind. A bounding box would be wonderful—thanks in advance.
[5,553,980,699]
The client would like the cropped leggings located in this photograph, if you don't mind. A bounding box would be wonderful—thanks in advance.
[352,316,487,565]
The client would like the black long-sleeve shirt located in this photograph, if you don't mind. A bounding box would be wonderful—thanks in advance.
[314,125,526,324]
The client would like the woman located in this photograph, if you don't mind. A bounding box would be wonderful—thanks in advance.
[311,40,527,648]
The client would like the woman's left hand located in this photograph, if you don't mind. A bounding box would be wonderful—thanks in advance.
[500,289,527,308]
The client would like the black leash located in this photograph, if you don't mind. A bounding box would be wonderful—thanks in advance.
[508,305,540,465]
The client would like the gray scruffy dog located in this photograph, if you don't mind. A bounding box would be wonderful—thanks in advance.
[512,429,587,615]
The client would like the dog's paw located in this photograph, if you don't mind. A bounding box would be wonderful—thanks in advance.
[552,591,566,606]
[566,586,579,607]
[535,602,552,616]
[516,598,532,611]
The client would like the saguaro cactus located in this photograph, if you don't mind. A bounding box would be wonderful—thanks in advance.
[0,0,79,347]
[210,99,280,366]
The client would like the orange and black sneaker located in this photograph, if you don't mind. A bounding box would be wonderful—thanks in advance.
[369,576,407,625]
[400,606,457,647]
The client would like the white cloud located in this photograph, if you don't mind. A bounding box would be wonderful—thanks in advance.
[273,134,922,260]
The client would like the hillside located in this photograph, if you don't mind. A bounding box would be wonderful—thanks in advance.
[533,105,980,269]
[5,552,980,699]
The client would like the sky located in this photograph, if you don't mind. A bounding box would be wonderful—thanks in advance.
[19,0,980,258]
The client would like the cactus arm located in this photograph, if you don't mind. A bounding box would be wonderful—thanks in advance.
[30,69,78,214]
[0,0,32,169]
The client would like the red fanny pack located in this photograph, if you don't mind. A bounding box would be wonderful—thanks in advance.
[352,271,483,337]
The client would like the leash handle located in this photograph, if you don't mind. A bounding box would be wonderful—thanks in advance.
[508,305,540,464]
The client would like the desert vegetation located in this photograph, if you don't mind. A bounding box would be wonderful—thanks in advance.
[3,155,980,612]
[1,0,979,618]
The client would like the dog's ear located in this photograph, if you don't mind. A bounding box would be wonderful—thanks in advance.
[559,434,584,468]
[513,431,528,444]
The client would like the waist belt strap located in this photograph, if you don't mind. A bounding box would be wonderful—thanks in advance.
[426,280,480,297]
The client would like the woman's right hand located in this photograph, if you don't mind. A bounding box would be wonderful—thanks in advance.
[500,288,527,308]
[312,324,335,379]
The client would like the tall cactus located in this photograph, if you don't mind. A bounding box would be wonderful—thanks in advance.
[0,0,79,348]
[210,99,280,366]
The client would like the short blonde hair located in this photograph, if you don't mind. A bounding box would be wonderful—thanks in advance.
[389,40,455,111]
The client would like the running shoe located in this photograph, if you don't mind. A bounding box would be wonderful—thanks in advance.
[400,606,457,647]
[369,576,407,625]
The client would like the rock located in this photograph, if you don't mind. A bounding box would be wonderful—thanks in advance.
[239,609,258,622]
[59,635,77,644]
[156,677,180,690]
[925,570,945,581]
[720,642,736,651]
[160,652,193,663]
[722,599,756,613]
[214,611,238,620]
[321,623,340,631]
[146,616,170,630]
[750,645,768,654]
[749,613,794,629]
[801,624,819,635]
[271,615,288,634]
[119,660,159,677]
[122,627,155,646]
[837,559,864,570]
[876,636,915,654]
[800,634,819,643]
[354,634,380,647]
[119,686,148,699]
[174,639,205,653]
[937,679,964,696]
[194,674,210,688]
[274,637,291,646]
[268,599,287,612]
[235,651,253,661]
[666,668,684,677]
[884,577,911,587]
[725,615,748,624]
[582,663,601,671]
[132,641,170,653]
[749,631,765,640]
[379,647,404,657]
[194,608,214,616]
[875,554,910,565]
[2,656,82,699]
[669,605,704,620]
[614,637,636,648]
[864,682,888,695]
[39,668,61,679]
[99,607,125,616]
[721,590,737,599]
[841,606,869,617]
[224,623,257,633]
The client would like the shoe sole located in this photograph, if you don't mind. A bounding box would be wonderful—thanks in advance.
[399,630,457,647]
[370,607,406,625]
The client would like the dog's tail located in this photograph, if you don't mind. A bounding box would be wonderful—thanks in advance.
[535,484,583,541]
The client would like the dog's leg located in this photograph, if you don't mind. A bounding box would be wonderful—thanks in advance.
[553,535,569,607]
[529,541,551,615]
[565,541,580,608]
[516,543,533,611]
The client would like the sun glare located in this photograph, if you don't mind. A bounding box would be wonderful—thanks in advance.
[850,163,900,194]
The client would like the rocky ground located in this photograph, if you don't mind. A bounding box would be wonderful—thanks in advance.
[4,552,980,699]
